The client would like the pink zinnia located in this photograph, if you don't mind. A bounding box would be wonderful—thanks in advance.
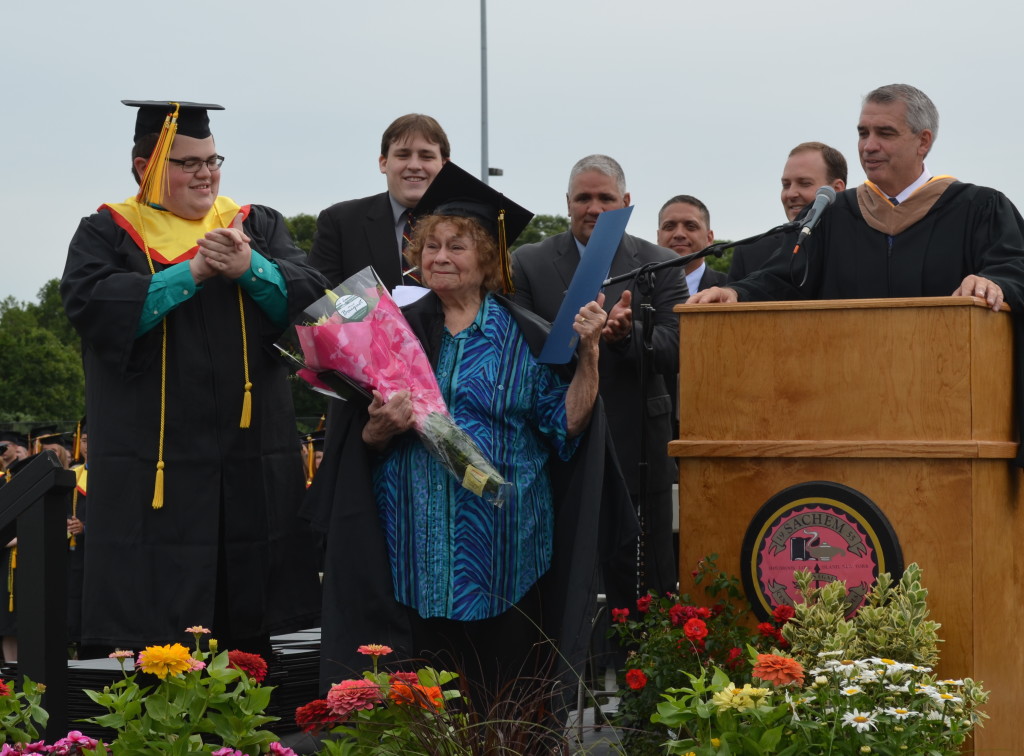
[326,679,382,717]
[357,643,393,657]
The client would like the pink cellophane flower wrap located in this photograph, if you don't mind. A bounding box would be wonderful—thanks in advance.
[284,267,510,506]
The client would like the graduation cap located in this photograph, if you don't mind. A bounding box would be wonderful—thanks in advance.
[412,161,533,294]
[122,100,225,207]
[0,431,25,447]
[123,100,224,141]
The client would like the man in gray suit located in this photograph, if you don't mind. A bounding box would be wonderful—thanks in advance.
[511,154,688,607]
[309,114,449,289]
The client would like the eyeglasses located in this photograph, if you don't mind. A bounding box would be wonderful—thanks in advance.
[168,155,225,173]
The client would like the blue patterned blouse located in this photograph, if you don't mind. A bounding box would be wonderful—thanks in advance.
[373,295,579,621]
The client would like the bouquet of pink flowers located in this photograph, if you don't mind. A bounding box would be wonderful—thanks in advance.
[282,267,511,506]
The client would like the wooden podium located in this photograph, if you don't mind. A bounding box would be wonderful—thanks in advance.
[670,297,1021,753]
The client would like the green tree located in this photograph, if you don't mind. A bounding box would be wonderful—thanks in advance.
[705,242,733,274]
[285,213,318,253]
[510,214,569,251]
[0,298,84,424]
[25,279,80,353]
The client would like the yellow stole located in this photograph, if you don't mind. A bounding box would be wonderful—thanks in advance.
[101,196,248,263]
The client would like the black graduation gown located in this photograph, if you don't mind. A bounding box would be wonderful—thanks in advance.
[733,182,1024,464]
[305,292,636,701]
[61,204,327,647]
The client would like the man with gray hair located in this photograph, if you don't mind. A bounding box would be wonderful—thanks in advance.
[691,83,1024,313]
[512,154,688,607]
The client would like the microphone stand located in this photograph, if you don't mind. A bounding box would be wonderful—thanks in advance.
[601,220,798,599]
[602,221,800,288]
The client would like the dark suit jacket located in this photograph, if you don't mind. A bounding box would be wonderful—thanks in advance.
[727,232,785,282]
[308,192,405,289]
[699,265,728,291]
[511,231,688,494]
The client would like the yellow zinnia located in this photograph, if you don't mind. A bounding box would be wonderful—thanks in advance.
[138,643,193,679]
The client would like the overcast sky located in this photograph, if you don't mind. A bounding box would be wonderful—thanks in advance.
[3,0,1022,304]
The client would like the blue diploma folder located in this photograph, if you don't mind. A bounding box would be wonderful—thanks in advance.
[538,205,633,364]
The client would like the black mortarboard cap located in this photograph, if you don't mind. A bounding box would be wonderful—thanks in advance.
[413,161,533,246]
[123,100,224,141]
[412,162,533,293]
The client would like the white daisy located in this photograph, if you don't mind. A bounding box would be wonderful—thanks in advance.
[842,709,878,733]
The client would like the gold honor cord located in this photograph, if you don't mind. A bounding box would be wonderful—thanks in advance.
[132,202,253,509]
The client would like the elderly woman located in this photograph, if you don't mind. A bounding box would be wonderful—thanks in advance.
[309,163,634,711]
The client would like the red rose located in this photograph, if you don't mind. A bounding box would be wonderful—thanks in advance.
[668,604,686,626]
[772,604,795,623]
[636,595,652,613]
[611,607,630,624]
[696,606,712,619]
[758,622,777,638]
[683,618,708,642]
[725,647,744,669]
[625,668,648,690]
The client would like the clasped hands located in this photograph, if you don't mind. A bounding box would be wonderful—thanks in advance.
[190,212,251,283]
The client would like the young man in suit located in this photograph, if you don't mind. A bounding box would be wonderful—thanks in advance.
[512,154,688,608]
[728,142,847,282]
[308,114,450,289]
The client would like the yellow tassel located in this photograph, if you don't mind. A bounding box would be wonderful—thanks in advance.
[136,103,180,207]
[7,546,15,613]
[73,421,82,462]
[152,460,165,509]
[240,382,253,428]
[306,435,315,485]
[498,209,514,295]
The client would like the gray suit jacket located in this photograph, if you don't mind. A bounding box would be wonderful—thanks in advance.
[309,192,404,289]
[511,231,688,494]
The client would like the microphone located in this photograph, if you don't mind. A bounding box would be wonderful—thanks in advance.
[796,186,836,242]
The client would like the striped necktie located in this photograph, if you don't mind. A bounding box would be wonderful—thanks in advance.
[401,210,421,284]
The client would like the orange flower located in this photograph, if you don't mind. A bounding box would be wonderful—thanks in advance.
[752,653,805,687]
[389,681,444,710]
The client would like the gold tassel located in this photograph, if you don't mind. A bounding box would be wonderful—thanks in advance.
[7,546,15,613]
[497,209,515,295]
[240,382,253,428]
[237,286,253,429]
[152,460,165,509]
[73,420,82,462]
[136,103,180,207]
[70,488,79,550]
[305,435,315,485]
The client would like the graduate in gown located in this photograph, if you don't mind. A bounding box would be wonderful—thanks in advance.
[61,101,326,652]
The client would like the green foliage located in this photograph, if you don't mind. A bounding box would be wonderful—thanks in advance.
[0,289,84,424]
[607,555,780,756]
[26,279,80,353]
[705,243,733,274]
[509,214,569,251]
[285,213,318,253]
[85,643,279,755]
[655,656,987,756]
[0,677,50,746]
[782,562,941,669]
[303,646,569,754]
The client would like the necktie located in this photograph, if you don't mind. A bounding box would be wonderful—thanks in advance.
[889,197,900,206]
[401,211,421,285]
